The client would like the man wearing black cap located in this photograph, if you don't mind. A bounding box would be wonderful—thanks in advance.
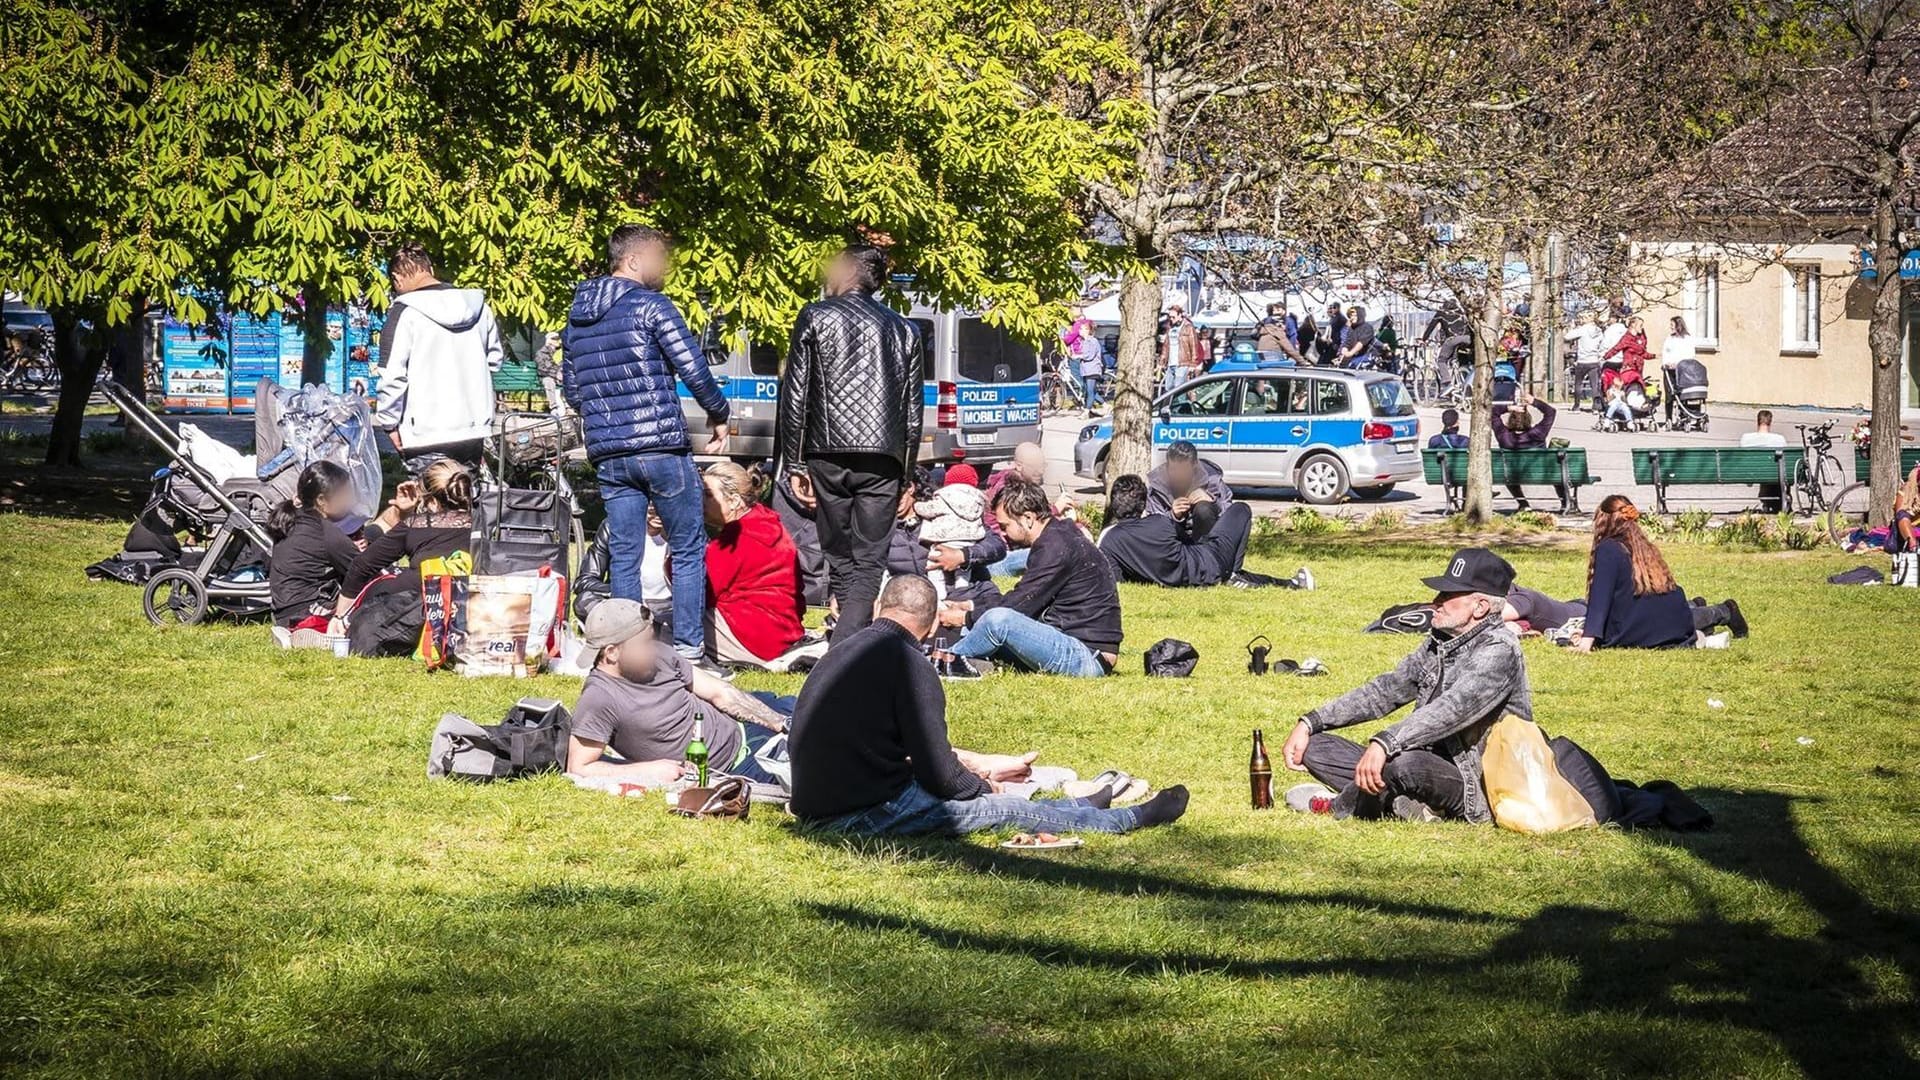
[1278,547,1532,823]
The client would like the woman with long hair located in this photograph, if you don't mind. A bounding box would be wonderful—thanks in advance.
[1659,316,1694,424]
[266,460,362,639]
[1570,495,1746,651]
[1889,465,1920,556]
[700,461,807,669]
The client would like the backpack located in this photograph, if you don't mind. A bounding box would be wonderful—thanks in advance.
[427,698,572,782]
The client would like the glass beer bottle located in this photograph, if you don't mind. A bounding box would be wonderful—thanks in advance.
[1250,728,1273,809]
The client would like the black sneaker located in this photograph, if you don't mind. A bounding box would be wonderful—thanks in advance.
[1723,599,1749,639]
[937,656,983,681]
[692,657,737,682]
[1229,571,1273,589]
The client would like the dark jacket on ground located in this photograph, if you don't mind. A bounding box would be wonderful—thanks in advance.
[787,618,990,821]
[971,517,1122,654]
[1584,538,1695,649]
[1493,400,1557,450]
[342,512,474,598]
[562,276,728,464]
[1145,458,1233,540]
[269,509,359,626]
[1304,618,1532,825]
[776,293,923,471]
[574,521,613,619]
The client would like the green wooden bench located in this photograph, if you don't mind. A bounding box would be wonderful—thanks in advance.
[1852,446,1920,481]
[1422,447,1601,514]
[492,357,547,410]
[1630,446,1805,514]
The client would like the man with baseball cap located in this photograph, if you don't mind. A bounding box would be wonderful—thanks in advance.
[565,599,793,786]
[1278,547,1532,823]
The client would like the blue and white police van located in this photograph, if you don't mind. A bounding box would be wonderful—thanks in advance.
[1073,363,1422,504]
[684,302,1041,467]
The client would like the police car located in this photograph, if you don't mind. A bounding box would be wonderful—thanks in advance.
[683,302,1041,467]
[1073,363,1422,503]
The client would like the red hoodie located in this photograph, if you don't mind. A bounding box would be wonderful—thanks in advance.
[706,503,805,660]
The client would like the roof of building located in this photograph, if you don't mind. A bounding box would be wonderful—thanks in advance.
[1649,26,1920,232]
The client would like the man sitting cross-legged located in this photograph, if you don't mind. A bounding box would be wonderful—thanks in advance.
[1146,439,1235,541]
[1278,547,1530,824]
[938,479,1122,677]
[788,575,1190,835]
[1098,474,1312,590]
[565,599,794,786]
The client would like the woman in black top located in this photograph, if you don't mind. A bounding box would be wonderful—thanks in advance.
[266,461,361,630]
[338,459,477,616]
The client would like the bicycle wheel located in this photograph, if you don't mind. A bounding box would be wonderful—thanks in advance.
[1789,458,1815,515]
[1815,454,1848,515]
[1825,481,1871,547]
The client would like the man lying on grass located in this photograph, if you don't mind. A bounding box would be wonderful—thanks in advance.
[1279,547,1528,824]
[1098,473,1311,591]
[565,599,792,786]
[790,575,1190,836]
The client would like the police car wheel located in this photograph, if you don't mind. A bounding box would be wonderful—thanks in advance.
[1296,454,1349,505]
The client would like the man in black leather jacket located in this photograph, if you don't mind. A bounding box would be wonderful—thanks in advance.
[776,245,924,643]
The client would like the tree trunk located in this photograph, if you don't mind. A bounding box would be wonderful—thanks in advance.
[1527,235,1555,399]
[1462,231,1507,523]
[1868,229,1905,527]
[45,309,105,468]
[300,283,331,389]
[1108,265,1163,485]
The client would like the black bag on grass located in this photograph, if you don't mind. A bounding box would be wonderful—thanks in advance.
[428,698,572,782]
[1365,603,1434,634]
[1145,639,1199,677]
[1549,735,1623,824]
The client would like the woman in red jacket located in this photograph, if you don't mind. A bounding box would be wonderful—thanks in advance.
[1600,315,1653,396]
[701,462,807,668]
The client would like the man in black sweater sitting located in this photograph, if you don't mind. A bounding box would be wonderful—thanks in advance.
[1099,474,1313,590]
[788,575,1190,835]
[937,480,1123,678]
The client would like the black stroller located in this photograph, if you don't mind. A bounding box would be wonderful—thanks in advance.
[99,377,381,626]
[1668,357,1710,433]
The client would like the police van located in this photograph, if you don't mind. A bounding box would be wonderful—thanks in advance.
[684,301,1042,467]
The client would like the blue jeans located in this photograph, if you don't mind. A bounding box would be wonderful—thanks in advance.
[596,451,706,658]
[812,779,1143,836]
[986,546,1030,577]
[949,607,1106,677]
[1079,369,1101,407]
[724,693,793,785]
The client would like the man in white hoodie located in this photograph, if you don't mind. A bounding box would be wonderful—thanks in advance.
[374,242,504,475]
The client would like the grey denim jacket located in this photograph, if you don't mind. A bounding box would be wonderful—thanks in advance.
[1303,618,1532,824]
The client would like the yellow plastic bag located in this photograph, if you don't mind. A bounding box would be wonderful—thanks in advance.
[1481,716,1597,835]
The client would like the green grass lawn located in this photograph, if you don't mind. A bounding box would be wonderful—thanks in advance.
[2,507,1918,1078]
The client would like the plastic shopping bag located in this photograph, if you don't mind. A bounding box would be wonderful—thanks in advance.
[1481,716,1598,835]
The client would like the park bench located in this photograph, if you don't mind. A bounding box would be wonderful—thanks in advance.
[1852,446,1920,481]
[1631,446,1805,514]
[493,357,546,411]
[1422,447,1600,515]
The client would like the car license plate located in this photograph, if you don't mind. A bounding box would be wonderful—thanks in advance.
[1392,438,1417,453]
[965,432,997,446]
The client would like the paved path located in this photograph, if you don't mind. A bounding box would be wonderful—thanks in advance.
[0,392,1869,518]
[1040,401,1866,519]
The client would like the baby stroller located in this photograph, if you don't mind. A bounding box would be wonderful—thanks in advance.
[1668,357,1710,433]
[99,378,382,626]
[1594,379,1659,433]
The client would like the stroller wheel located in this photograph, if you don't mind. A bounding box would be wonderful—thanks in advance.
[144,568,209,627]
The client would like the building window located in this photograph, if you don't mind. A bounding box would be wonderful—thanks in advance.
[1686,262,1719,347]
[1782,265,1821,353]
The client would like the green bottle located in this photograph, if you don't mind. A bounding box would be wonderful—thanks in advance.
[687,713,709,787]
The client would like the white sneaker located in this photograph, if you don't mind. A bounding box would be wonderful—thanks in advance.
[271,626,293,649]
[1285,782,1336,814]
[1293,567,1316,591]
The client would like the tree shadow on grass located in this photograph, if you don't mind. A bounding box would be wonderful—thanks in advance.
[801,787,1919,1077]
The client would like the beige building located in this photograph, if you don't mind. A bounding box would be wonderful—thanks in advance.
[1626,243,1906,410]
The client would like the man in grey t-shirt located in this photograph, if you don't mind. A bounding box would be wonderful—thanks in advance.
[565,600,793,785]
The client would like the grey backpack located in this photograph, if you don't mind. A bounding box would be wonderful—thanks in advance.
[428,698,572,782]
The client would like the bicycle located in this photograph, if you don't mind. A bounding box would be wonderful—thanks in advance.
[1,326,58,392]
[1790,420,1864,544]
[1038,361,1086,415]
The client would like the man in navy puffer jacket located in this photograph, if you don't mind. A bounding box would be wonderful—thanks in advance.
[564,225,730,668]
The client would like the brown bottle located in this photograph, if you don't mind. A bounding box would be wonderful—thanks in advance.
[1250,728,1273,809]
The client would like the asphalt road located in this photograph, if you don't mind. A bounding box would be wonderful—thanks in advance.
[1039,401,1868,519]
